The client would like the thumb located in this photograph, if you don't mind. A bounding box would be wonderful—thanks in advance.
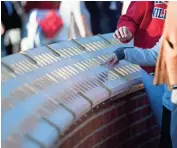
[108,55,114,62]
[127,29,132,37]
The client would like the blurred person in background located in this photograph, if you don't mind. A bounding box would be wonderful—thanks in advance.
[1,1,23,56]
[59,1,93,40]
[20,1,61,51]
[99,1,123,33]
[85,1,101,35]
[21,1,92,51]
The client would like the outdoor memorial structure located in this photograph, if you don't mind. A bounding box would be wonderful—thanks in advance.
[2,33,160,148]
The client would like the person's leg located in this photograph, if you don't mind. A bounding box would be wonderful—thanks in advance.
[6,44,13,55]
[159,106,172,148]
[9,28,21,54]
[91,14,101,35]
[1,35,7,57]
[141,70,164,125]
[108,11,118,32]
[4,28,21,55]
[3,31,13,55]
[100,12,110,34]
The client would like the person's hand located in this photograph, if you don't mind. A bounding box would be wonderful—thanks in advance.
[105,53,119,67]
[1,24,5,35]
[113,26,132,42]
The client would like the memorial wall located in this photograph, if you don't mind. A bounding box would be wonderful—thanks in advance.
[2,33,160,148]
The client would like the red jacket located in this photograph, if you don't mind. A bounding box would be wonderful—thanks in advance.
[117,1,167,73]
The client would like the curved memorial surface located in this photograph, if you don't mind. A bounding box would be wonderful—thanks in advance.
[2,34,160,148]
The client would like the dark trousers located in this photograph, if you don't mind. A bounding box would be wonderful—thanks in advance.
[159,106,172,148]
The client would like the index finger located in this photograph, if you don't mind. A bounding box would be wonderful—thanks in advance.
[115,30,121,38]
[123,26,128,37]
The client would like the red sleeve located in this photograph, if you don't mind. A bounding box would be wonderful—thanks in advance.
[117,2,147,39]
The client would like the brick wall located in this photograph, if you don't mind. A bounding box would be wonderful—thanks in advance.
[57,89,161,148]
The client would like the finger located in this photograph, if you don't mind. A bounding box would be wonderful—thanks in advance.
[109,56,118,66]
[107,57,114,64]
[127,29,132,36]
[115,29,121,38]
[101,56,113,65]
[113,32,117,38]
[110,58,118,67]
[123,26,128,37]
[127,29,132,39]
[118,27,125,38]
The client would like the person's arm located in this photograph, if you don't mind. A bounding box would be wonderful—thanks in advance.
[114,37,162,66]
[117,2,147,42]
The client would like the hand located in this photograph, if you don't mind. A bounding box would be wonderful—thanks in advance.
[105,53,119,67]
[113,26,132,42]
[1,24,5,35]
